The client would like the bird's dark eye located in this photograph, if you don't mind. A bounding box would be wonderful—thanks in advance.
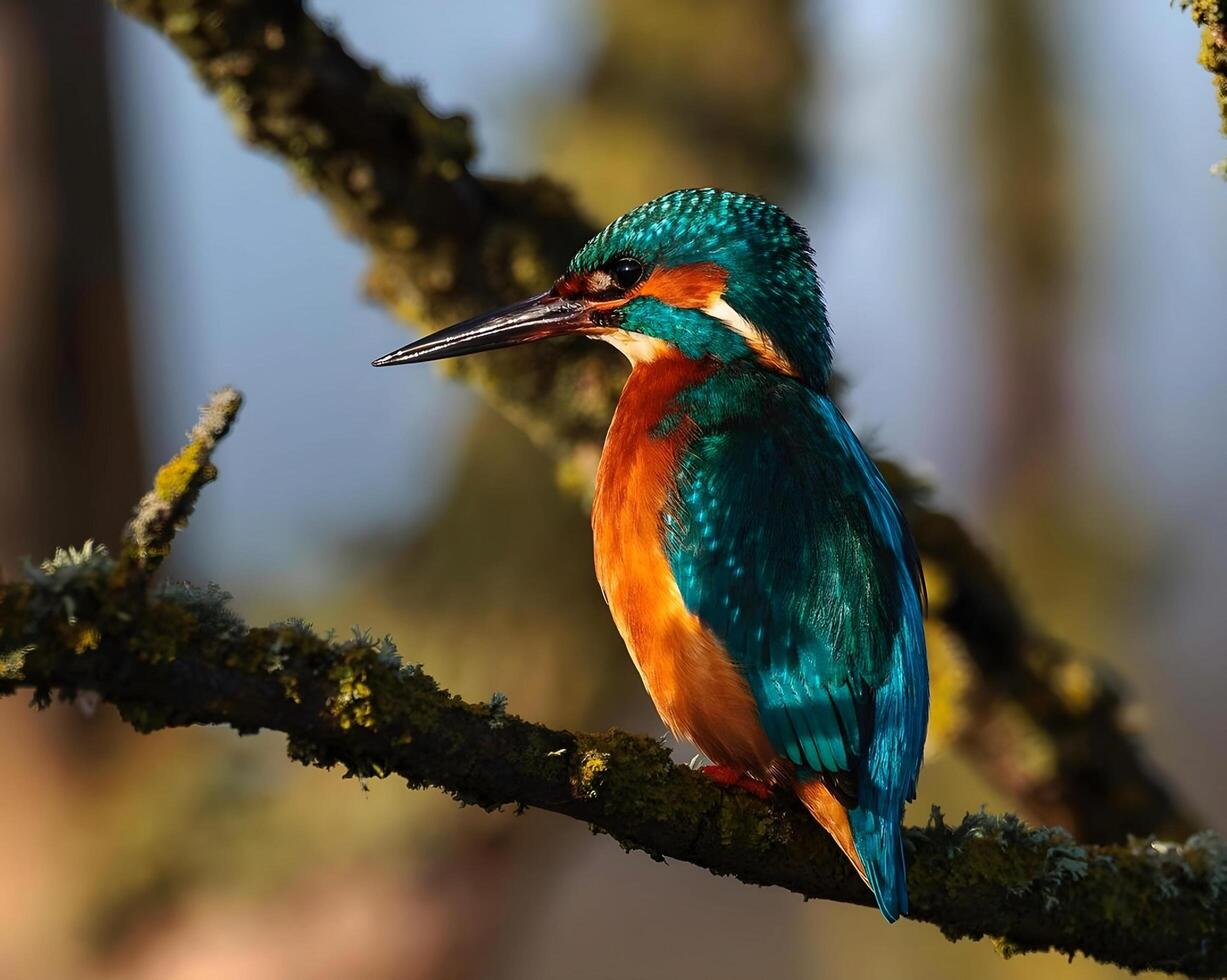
[611,257,643,291]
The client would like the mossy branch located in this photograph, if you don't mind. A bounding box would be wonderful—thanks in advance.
[2,538,1227,975]
[0,391,1221,975]
[1180,0,1227,173]
[107,0,1200,844]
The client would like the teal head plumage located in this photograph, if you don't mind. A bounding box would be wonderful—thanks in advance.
[374,188,930,922]
[567,188,833,388]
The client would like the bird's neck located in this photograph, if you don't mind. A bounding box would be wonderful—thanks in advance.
[609,353,718,442]
[592,353,714,687]
[594,353,713,515]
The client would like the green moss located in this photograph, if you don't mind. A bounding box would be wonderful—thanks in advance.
[576,749,609,797]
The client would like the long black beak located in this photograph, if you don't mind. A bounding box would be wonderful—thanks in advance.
[372,292,587,367]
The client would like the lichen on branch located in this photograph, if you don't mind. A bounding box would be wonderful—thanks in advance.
[123,386,242,572]
[1,539,1226,976]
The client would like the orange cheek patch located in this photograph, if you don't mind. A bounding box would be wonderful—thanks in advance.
[636,262,728,309]
[583,261,729,312]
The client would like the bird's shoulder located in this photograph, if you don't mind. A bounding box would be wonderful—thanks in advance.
[665,365,922,705]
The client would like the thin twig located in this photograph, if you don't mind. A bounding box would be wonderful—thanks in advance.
[121,386,242,573]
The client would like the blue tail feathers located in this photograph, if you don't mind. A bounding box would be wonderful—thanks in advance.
[849,804,909,922]
[846,601,926,923]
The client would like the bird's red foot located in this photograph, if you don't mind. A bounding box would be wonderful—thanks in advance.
[700,765,773,800]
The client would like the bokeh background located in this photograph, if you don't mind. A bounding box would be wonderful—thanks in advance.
[2,1,1225,977]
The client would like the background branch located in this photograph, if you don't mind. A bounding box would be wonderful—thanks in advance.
[109,0,1198,843]
[0,390,1224,977]
[1181,0,1227,172]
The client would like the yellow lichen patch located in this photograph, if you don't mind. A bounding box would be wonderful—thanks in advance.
[0,646,31,679]
[72,625,102,655]
[152,443,210,503]
[923,618,972,754]
[123,388,240,571]
[576,749,610,798]
[329,662,377,731]
[336,701,374,731]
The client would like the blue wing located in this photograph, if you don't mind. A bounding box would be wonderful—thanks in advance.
[665,373,927,919]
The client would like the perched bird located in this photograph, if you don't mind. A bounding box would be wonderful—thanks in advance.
[373,188,928,921]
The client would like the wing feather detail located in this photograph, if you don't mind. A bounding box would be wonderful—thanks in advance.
[665,376,924,792]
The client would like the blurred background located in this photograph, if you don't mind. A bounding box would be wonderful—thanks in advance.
[1,1,1225,977]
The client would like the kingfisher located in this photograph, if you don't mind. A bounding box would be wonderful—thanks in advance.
[373,188,928,921]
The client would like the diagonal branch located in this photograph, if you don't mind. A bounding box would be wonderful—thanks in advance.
[108,0,1199,842]
[112,0,617,456]
[1,535,1226,975]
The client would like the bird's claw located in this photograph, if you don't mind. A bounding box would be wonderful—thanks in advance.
[700,764,773,800]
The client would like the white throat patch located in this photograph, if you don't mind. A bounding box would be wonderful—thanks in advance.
[702,298,798,377]
[595,297,798,376]
[598,330,674,365]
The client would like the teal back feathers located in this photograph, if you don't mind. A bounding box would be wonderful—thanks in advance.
[661,365,927,920]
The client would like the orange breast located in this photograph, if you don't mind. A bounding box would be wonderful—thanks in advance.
[592,354,781,781]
